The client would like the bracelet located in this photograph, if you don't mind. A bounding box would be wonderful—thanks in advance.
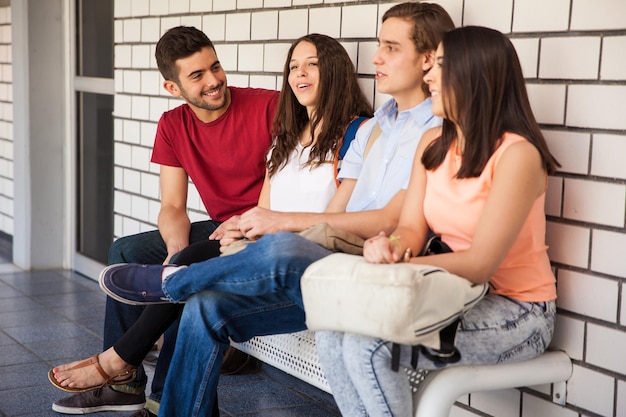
[390,235,412,262]
[403,247,413,263]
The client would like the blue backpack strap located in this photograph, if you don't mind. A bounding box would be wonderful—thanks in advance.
[334,116,369,187]
[339,116,369,160]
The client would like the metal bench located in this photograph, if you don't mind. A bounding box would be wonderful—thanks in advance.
[235,334,572,417]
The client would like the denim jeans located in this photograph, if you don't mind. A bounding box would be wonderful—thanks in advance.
[103,220,219,401]
[159,233,332,416]
[162,232,331,307]
[315,295,557,417]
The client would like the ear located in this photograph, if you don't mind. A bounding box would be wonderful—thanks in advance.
[422,50,436,73]
[163,80,182,97]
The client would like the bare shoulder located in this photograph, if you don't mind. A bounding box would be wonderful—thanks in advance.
[416,126,443,153]
[500,137,543,167]
[496,137,546,196]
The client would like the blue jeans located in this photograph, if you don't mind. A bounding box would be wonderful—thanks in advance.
[162,232,331,307]
[159,232,332,416]
[103,220,219,401]
[315,295,557,417]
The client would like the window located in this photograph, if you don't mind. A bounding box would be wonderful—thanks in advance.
[74,0,114,267]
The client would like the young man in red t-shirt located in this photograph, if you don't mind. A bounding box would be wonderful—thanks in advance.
[51,26,278,416]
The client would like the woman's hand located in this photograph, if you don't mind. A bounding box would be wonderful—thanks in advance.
[363,231,405,264]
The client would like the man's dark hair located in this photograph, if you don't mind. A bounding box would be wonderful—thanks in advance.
[155,26,215,82]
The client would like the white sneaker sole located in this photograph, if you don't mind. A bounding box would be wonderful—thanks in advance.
[52,402,145,414]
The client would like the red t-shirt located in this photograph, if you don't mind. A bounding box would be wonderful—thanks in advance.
[151,87,279,222]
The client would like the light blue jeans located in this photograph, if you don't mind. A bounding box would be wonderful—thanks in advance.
[158,232,332,416]
[315,295,556,417]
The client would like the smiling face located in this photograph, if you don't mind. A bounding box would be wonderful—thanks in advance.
[164,46,230,122]
[425,43,444,117]
[425,43,458,122]
[371,17,428,111]
[287,41,320,116]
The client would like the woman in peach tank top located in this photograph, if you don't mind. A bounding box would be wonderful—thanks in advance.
[316,26,561,417]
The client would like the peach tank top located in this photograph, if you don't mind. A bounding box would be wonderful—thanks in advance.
[423,133,556,302]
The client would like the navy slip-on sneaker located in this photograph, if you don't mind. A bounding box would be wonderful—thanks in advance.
[99,263,174,305]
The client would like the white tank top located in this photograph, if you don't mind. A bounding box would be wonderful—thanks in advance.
[269,144,336,213]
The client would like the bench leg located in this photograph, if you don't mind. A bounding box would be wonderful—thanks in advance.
[413,351,572,417]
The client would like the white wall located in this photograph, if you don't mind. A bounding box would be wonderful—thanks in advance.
[111,1,626,416]
[0,7,11,236]
[0,0,621,415]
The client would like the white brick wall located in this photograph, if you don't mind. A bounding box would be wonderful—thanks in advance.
[556,270,618,322]
[105,2,625,415]
[567,364,614,416]
[0,1,618,416]
[469,389,520,417]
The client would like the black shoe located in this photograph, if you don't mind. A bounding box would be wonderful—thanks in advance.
[221,346,258,375]
[52,386,145,414]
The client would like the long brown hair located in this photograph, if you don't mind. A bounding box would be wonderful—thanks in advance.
[267,34,373,178]
[422,26,560,177]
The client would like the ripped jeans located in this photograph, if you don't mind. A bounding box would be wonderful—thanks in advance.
[315,295,556,417]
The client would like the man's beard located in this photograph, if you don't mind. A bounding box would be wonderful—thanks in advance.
[182,82,227,111]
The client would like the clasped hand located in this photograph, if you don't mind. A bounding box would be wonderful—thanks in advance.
[209,207,290,250]
[364,231,405,264]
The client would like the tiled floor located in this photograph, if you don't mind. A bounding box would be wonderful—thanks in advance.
[0,257,340,417]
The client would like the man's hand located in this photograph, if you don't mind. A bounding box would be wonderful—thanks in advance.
[210,215,246,248]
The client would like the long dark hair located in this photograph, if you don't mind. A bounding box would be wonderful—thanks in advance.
[422,26,560,177]
[267,34,373,178]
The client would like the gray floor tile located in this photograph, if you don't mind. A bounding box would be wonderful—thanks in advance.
[3,322,93,344]
[25,335,103,362]
[0,282,23,299]
[0,308,65,329]
[218,379,309,414]
[49,301,107,321]
[35,291,106,309]
[0,361,51,391]
[0,385,67,416]
[0,271,93,297]
[76,316,106,336]
[0,344,40,367]
[0,297,48,314]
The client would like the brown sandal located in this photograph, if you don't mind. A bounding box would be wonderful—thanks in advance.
[48,354,136,393]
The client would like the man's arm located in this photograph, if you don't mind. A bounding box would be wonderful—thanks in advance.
[158,165,192,264]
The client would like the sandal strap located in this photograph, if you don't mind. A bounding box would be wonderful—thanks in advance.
[89,354,111,381]
[105,368,136,386]
[68,354,112,382]
[69,354,134,386]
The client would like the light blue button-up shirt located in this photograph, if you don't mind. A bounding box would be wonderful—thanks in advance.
[341,97,442,213]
